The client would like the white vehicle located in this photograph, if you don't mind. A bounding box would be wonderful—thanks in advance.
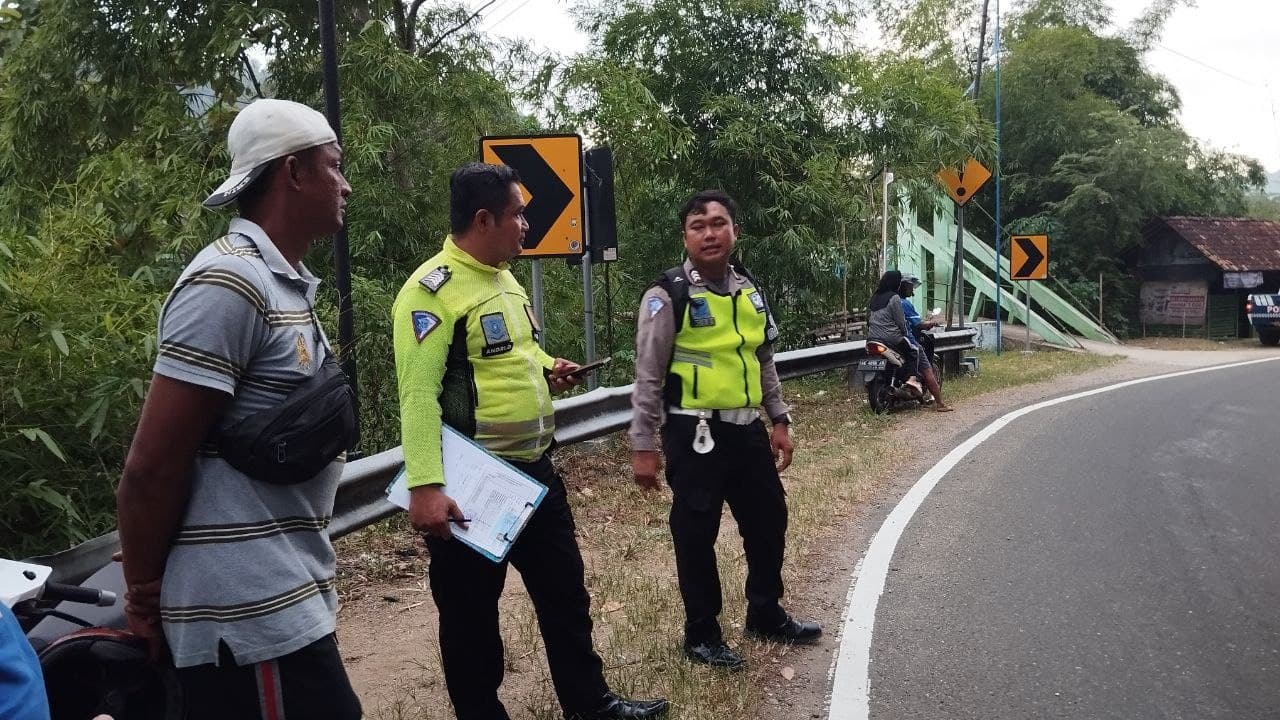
[4,557,179,720]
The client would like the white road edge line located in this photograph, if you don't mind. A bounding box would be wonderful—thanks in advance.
[826,356,1280,720]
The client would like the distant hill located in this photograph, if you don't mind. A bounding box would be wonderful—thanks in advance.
[1269,170,1280,197]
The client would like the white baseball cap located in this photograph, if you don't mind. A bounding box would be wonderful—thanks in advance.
[203,99,337,208]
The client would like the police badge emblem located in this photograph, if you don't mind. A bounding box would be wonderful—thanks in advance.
[411,310,440,343]
[419,266,452,292]
[688,297,715,327]
[748,290,767,313]
[295,332,313,371]
[479,312,513,356]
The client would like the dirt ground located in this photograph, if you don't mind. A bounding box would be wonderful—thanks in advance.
[1123,336,1259,352]
[335,339,1274,719]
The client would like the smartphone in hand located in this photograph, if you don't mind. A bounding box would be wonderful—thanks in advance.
[559,356,611,379]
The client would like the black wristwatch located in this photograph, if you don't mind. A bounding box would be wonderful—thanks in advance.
[771,413,792,426]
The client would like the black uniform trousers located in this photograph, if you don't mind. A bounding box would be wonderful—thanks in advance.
[424,453,608,720]
[176,635,361,720]
[661,415,789,645]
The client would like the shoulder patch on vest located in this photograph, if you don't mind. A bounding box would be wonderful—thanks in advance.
[419,266,452,292]
[411,310,441,342]
[647,296,665,317]
[747,290,766,313]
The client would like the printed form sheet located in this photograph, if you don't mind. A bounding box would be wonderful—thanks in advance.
[386,425,548,562]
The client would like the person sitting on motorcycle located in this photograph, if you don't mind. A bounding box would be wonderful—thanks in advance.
[898,274,951,411]
[867,270,952,412]
[899,274,938,356]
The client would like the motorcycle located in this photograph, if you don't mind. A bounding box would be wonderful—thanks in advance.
[3,557,180,720]
[856,337,944,414]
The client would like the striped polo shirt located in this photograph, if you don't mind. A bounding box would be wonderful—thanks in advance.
[153,218,344,669]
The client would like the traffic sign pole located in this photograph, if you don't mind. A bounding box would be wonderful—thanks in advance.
[581,172,597,390]
[1025,280,1033,354]
[950,205,966,329]
[1008,234,1048,354]
[936,156,992,330]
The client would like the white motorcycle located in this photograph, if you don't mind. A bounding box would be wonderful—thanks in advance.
[3,558,180,720]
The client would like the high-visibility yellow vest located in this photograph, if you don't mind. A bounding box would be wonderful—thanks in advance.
[392,237,556,488]
[656,266,773,410]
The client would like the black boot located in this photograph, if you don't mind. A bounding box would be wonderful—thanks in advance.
[683,640,746,671]
[566,692,669,719]
[745,615,822,644]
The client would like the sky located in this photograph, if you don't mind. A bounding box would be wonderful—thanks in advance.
[470,0,1280,173]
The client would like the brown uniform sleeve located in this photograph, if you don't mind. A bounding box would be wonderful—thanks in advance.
[743,272,791,422]
[629,286,676,452]
[756,342,792,422]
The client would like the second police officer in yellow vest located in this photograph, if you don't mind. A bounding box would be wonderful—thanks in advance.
[391,163,668,720]
[631,190,821,671]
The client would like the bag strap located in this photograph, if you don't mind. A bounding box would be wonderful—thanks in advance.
[650,266,691,333]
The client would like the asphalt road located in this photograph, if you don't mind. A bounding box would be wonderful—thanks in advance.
[869,360,1280,719]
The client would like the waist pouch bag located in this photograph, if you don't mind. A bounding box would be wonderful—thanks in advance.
[215,350,359,484]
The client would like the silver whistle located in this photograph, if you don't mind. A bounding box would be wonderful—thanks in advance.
[692,412,715,454]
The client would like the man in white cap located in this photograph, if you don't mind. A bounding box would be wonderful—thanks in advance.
[116,98,360,718]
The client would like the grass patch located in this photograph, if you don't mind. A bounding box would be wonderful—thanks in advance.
[340,347,1118,719]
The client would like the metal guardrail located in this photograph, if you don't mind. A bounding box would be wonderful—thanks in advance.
[31,329,977,584]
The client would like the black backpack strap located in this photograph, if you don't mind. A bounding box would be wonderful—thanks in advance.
[647,266,689,408]
[648,266,691,333]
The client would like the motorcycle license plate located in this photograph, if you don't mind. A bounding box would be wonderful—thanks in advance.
[858,358,886,371]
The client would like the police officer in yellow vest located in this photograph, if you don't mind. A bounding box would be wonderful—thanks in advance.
[631,190,821,671]
[393,163,668,720]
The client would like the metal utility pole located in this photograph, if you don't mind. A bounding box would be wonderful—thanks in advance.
[841,221,849,339]
[880,164,891,275]
[993,0,1004,353]
[949,0,991,330]
[318,0,359,428]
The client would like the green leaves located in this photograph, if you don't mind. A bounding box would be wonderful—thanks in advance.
[48,323,68,356]
[19,427,66,462]
[961,6,1267,336]
[564,0,990,335]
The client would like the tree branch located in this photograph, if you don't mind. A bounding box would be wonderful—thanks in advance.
[392,0,410,52]
[419,0,497,56]
[240,50,264,99]
[408,0,431,25]
[403,0,431,53]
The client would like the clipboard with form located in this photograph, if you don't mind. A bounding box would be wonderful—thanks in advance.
[386,425,548,563]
